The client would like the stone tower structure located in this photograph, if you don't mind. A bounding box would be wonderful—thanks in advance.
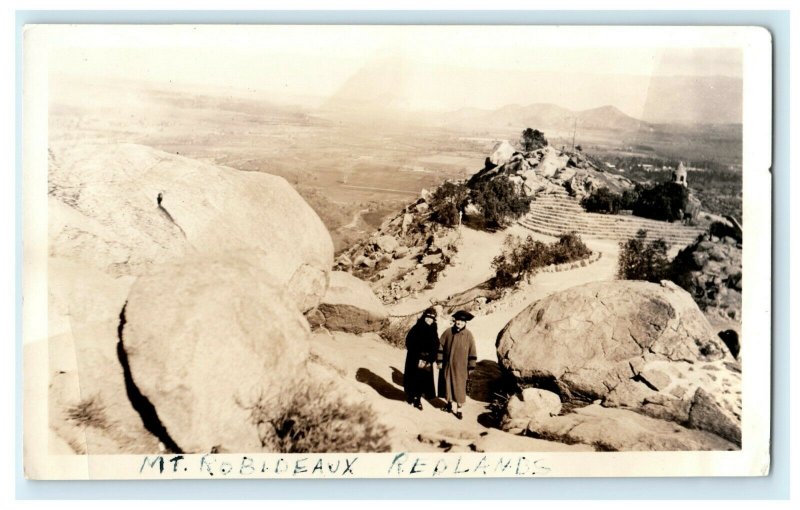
[673,161,688,187]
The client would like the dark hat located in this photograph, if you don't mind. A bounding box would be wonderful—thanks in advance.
[452,310,474,321]
[422,307,437,319]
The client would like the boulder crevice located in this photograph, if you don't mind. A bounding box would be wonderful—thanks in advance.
[116,302,183,454]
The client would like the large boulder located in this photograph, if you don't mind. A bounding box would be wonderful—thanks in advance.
[122,259,311,453]
[488,140,516,167]
[45,143,334,453]
[503,388,562,434]
[373,235,400,254]
[49,142,333,312]
[315,271,388,334]
[45,258,160,454]
[522,403,738,451]
[496,280,741,444]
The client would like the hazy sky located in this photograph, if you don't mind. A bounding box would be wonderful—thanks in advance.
[42,25,743,117]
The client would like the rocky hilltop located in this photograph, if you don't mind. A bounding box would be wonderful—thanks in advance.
[334,143,624,303]
[42,139,743,455]
[470,141,635,200]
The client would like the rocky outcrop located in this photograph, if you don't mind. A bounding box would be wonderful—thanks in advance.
[521,403,738,451]
[46,263,162,455]
[469,145,634,201]
[502,388,562,434]
[417,427,590,453]
[122,259,312,453]
[373,235,400,254]
[46,256,162,454]
[336,189,462,303]
[496,280,741,446]
[488,140,516,167]
[49,143,333,312]
[47,143,335,453]
[672,232,743,327]
[312,271,388,334]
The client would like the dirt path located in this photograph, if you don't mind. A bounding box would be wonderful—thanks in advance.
[310,330,592,453]
[387,224,542,317]
[313,236,618,453]
[315,224,616,453]
[469,237,619,359]
[387,231,620,360]
[342,207,370,230]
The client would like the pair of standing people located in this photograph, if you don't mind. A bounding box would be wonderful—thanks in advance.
[403,308,477,420]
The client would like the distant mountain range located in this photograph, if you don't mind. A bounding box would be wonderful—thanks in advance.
[443,103,650,134]
[321,56,742,126]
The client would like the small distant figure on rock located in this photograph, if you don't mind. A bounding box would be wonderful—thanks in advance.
[437,310,477,420]
[403,308,439,410]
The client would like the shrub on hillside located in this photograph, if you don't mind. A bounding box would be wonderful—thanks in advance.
[549,232,593,264]
[616,229,671,282]
[66,395,110,430]
[520,128,548,152]
[491,232,592,289]
[244,382,391,453]
[580,187,624,214]
[428,181,469,227]
[471,175,533,230]
[492,236,549,289]
[424,258,450,288]
[620,188,640,210]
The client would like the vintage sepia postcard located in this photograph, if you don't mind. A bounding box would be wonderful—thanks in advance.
[22,24,772,479]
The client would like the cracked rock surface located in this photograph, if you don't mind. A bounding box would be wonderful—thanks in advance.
[122,259,312,453]
[49,142,333,312]
[47,143,334,453]
[496,280,741,446]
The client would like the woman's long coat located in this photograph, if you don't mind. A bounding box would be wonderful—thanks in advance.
[437,327,477,404]
[403,319,439,399]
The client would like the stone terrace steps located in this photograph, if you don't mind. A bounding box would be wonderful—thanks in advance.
[520,191,705,246]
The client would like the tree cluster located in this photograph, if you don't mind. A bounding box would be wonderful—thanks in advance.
[580,187,638,214]
[580,182,688,222]
[632,182,690,222]
[520,128,548,152]
[428,175,532,232]
[491,232,592,289]
[428,181,469,227]
[470,176,533,231]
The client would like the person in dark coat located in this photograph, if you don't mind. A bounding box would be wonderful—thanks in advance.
[403,308,439,410]
[437,310,477,420]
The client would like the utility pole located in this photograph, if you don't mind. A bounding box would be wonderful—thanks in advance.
[571,117,577,152]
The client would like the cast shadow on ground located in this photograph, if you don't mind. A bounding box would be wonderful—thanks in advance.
[477,411,499,428]
[468,359,505,403]
[400,365,449,410]
[356,367,407,402]
[425,397,447,410]
[390,366,404,387]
